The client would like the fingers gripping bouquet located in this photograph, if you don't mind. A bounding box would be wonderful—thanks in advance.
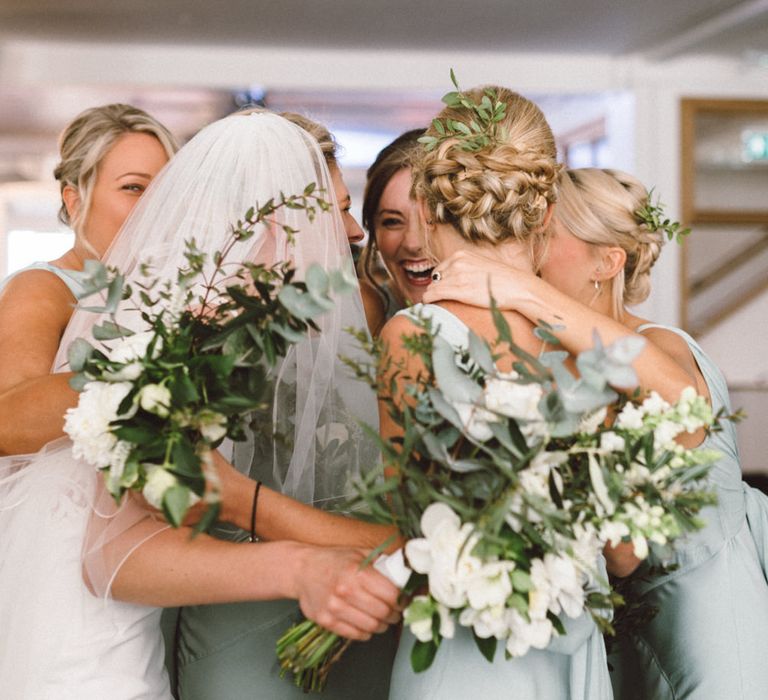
[278,305,719,689]
[63,187,356,528]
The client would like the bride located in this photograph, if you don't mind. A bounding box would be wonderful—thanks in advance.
[0,111,399,698]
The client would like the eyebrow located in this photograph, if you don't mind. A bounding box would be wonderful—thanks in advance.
[116,172,153,180]
[378,208,403,215]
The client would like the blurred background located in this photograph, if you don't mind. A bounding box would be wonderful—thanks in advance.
[1,0,766,477]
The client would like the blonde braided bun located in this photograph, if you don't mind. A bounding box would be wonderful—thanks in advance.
[554,168,665,317]
[412,87,561,245]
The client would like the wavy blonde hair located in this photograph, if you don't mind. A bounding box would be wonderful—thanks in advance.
[412,87,561,252]
[53,104,177,251]
[552,168,665,318]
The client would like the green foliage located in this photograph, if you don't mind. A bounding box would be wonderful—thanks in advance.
[635,188,691,244]
[418,69,508,153]
[67,186,352,528]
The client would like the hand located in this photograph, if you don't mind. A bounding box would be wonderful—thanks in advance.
[422,248,535,310]
[294,545,401,641]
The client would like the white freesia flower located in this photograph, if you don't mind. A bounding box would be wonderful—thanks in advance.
[403,596,435,642]
[109,330,160,363]
[599,520,631,548]
[505,609,553,657]
[103,361,143,382]
[142,465,179,508]
[531,553,585,619]
[198,410,228,443]
[453,401,499,442]
[484,376,544,421]
[616,403,644,430]
[654,420,682,449]
[641,391,670,416]
[460,604,508,639]
[466,561,515,610]
[600,431,625,453]
[137,383,172,418]
[632,534,649,559]
[579,406,607,434]
[65,381,134,466]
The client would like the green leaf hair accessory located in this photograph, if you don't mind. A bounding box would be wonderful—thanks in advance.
[418,68,507,153]
[635,189,691,245]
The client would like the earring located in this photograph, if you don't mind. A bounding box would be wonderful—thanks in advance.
[593,279,601,293]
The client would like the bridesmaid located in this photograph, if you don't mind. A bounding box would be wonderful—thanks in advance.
[425,167,768,699]
[380,89,613,700]
[358,128,427,335]
[0,103,176,455]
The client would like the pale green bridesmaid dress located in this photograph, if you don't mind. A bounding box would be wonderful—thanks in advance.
[609,324,768,700]
[388,304,613,700]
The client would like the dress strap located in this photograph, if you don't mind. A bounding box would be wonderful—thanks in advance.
[395,303,471,350]
[0,262,84,299]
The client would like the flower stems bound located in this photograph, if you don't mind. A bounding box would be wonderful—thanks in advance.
[276,620,350,692]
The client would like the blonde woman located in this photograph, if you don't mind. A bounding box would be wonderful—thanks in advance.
[0,103,177,456]
[426,167,768,699]
[382,94,613,700]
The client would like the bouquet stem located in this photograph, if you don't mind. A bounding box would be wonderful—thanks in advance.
[276,620,351,692]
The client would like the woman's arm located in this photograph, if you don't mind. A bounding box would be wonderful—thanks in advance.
[213,454,398,550]
[110,527,400,640]
[0,271,80,454]
[425,250,707,429]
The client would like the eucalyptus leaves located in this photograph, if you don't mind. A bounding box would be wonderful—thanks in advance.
[418,69,507,153]
[64,188,356,528]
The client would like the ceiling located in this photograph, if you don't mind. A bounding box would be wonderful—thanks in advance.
[1,0,767,57]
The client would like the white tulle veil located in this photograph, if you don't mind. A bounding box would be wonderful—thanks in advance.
[3,112,378,603]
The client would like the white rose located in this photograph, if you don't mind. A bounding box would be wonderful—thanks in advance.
[142,465,178,508]
[484,377,544,421]
[65,381,134,466]
[137,383,172,418]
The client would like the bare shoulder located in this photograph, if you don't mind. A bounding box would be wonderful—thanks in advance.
[0,269,77,390]
[637,325,701,384]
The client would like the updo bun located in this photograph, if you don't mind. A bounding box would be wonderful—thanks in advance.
[554,168,665,317]
[413,87,561,245]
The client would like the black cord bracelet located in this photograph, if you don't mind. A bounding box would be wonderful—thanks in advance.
[249,480,262,543]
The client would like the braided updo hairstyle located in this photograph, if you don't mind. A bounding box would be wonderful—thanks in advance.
[412,87,561,248]
[554,168,665,319]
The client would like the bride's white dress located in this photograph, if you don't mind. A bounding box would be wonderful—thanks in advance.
[0,440,171,699]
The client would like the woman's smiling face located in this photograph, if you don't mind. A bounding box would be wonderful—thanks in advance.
[374,167,432,304]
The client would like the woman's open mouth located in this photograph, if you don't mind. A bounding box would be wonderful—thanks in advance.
[401,260,435,286]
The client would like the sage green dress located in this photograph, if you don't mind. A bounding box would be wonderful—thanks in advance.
[609,324,768,700]
[388,304,613,700]
[174,384,397,699]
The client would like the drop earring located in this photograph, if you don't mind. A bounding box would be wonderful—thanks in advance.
[593,279,601,293]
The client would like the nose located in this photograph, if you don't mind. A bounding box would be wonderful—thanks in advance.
[345,214,365,245]
[400,217,425,254]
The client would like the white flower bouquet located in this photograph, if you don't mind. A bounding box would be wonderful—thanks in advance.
[63,188,356,528]
[277,309,719,689]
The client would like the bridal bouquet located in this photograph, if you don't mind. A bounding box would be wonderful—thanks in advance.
[277,307,719,689]
[63,187,355,528]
